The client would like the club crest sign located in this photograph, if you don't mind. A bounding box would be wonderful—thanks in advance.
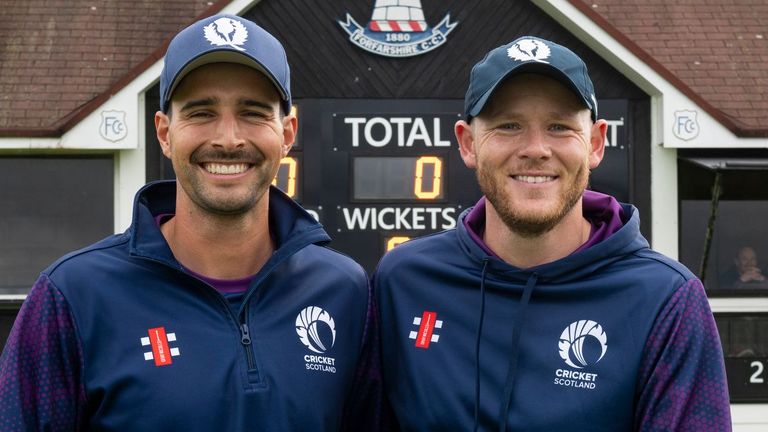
[338,0,458,58]
[673,110,700,141]
[99,110,127,142]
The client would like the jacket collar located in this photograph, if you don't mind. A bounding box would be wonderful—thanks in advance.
[127,180,330,268]
[457,191,647,282]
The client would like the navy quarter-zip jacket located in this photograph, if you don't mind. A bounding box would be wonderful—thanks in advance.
[0,181,371,431]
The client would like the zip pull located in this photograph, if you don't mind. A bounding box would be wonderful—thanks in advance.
[240,323,252,345]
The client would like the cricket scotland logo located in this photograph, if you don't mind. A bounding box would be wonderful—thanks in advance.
[296,306,338,374]
[553,320,607,390]
[558,320,607,369]
[338,0,458,58]
[296,306,336,354]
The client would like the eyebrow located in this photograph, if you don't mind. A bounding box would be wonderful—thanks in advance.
[179,97,274,112]
[240,99,274,111]
[546,110,583,120]
[180,97,218,112]
[486,107,584,120]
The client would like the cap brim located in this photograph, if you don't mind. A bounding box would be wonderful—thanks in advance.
[164,50,288,112]
[468,62,592,120]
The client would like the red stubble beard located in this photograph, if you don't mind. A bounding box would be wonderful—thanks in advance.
[476,160,589,238]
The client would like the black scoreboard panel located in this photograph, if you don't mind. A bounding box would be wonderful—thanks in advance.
[276,99,481,271]
[274,98,631,272]
[716,313,768,402]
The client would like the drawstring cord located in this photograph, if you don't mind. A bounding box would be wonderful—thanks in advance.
[473,259,490,432]
[498,273,538,432]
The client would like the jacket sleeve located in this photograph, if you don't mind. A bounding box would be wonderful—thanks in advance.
[0,274,87,431]
[634,278,732,432]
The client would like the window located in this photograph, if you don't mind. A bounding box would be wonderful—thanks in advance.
[678,153,768,295]
[0,156,114,295]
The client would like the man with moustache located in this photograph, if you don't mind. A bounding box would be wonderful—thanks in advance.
[374,37,731,431]
[0,14,372,430]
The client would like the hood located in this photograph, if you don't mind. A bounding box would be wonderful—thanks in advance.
[456,191,648,284]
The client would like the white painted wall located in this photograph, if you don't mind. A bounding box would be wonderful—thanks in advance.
[732,405,768,431]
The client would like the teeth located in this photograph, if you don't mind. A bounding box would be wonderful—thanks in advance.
[204,163,248,175]
[514,175,555,184]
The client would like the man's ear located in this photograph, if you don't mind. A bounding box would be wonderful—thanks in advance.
[588,119,608,170]
[281,112,298,157]
[455,120,477,169]
[155,111,172,158]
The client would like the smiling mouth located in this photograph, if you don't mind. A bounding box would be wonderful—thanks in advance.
[512,175,556,184]
[202,163,251,175]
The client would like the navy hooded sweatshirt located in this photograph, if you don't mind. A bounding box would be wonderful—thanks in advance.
[374,191,731,431]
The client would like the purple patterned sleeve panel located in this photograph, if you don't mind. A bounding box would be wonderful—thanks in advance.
[0,275,87,431]
[634,278,732,432]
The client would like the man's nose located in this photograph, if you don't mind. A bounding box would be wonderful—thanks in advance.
[518,128,551,160]
[212,112,246,149]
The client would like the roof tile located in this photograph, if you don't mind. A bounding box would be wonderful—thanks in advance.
[576,0,768,134]
[0,0,215,133]
[1,1,765,137]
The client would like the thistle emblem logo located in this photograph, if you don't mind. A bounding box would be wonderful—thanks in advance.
[203,17,248,51]
[558,320,608,369]
[507,38,551,64]
[296,306,337,354]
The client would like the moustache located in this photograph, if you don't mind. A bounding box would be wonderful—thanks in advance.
[190,148,265,164]
[513,160,556,172]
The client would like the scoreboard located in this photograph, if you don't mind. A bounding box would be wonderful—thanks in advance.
[273,99,480,271]
[272,98,630,272]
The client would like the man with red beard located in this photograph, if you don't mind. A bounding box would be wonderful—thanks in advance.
[0,14,374,431]
[374,37,731,431]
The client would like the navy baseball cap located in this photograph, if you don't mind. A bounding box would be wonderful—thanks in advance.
[465,36,597,121]
[159,14,291,114]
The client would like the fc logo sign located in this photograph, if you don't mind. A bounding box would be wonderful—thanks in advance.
[99,110,127,142]
[673,110,700,141]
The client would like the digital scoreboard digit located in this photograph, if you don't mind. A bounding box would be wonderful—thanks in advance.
[353,156,444,201]
[272,156,300,200]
